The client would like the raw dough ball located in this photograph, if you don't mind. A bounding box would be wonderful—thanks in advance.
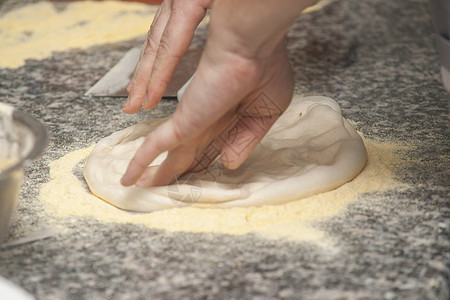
[84,96,367,212]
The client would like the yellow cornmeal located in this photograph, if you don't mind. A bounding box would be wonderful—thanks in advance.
[0,1,158,68]
[0,0,334,69]
[39,137,407,247]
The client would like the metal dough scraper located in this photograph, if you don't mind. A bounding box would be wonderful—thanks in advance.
[86,47,201,98]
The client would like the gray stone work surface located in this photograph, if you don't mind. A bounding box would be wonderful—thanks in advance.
[0,0,448,299]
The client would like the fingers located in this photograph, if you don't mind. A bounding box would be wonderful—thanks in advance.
[136,146,196,187]
[126,3,165,93]
[123,0,210,113]
[134,137,222,187]
[121,104,217,187]
[123,1,172,114]
[142,3,209,109]
[120,119,180,186]
[121,120,212,188]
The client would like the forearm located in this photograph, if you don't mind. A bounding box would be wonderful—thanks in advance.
[208,0,318,58]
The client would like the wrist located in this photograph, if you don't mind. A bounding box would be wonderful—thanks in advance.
[208,0,316,58]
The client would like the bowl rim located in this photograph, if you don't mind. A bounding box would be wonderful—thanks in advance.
[0,106,48,179]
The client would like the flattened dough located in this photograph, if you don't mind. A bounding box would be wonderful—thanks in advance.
[84,96,367,212]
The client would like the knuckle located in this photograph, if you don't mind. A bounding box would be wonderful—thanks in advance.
[126,79,135,93]
[148,76,169,92]
[157,38,170,54]
[170,108,205,143]
[170,117,187,142]
[144,133,164,155]
[144,31,159,55]
[157,38,182,61]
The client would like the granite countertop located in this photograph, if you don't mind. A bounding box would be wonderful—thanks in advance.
[0,0,449,299]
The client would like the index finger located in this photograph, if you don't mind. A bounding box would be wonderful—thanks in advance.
[122,1,172,114]
[120,118,184,186]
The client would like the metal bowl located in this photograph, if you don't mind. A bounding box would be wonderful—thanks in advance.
[0,103,48,242]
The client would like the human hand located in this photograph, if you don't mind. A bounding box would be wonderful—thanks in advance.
[121,0,317,187]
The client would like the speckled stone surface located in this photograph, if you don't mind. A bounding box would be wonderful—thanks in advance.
[0,0,449,299]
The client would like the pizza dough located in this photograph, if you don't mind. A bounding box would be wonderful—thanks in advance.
[84,96,367,212]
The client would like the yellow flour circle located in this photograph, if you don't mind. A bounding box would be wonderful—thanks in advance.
[0,1,158,68]
[39,137,406,246]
